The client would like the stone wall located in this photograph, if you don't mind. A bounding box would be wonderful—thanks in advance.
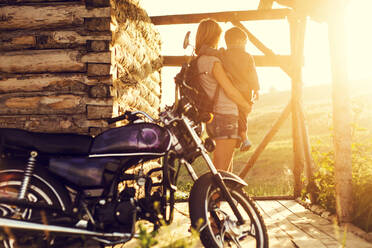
[110,0,162,119]
[0,0,162,135]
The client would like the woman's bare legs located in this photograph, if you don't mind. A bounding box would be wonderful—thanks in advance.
[213,139,237,172]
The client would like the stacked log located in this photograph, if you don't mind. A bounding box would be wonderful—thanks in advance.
[110,0,162,118]
[0,0,162,135]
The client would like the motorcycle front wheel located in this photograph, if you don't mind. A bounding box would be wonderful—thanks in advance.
[189,173,268,248]
[0,163,71,247]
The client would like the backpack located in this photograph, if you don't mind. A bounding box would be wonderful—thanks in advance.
[182,56,219,119]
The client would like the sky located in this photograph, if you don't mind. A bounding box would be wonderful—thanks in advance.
[140,0,372,107]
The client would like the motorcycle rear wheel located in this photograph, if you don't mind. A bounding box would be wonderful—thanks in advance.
[189,174,269,248]
[0,164,71,247]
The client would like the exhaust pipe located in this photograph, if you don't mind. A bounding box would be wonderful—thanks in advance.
[0,217,131,239]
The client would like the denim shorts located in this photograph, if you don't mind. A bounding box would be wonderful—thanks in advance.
[206,114,240,140]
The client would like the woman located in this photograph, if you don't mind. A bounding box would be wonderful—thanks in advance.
[195,19,252,172]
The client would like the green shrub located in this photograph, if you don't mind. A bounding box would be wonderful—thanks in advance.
[304,137,372,232]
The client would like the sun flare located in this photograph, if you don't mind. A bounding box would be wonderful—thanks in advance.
[141,0,372,106]
[345,0,372,81]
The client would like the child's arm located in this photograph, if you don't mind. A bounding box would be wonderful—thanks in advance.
[212,61,252,113]
[247,54,260,92]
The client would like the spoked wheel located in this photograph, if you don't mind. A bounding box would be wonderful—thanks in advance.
[0,165,71,247]
[189,173,268,248]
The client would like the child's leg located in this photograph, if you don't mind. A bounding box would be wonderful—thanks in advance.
[238,110,248,139]
[239,110,251,151]
[239,130,248,141]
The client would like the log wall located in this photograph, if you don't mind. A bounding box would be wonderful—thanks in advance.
[0,0,162,135]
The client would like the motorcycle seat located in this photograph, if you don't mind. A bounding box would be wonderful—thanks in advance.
[0,128,93,155]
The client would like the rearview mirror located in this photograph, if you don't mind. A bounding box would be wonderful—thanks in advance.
[183,31,191,49]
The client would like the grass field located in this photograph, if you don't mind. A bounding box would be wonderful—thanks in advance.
[176,78,372,197]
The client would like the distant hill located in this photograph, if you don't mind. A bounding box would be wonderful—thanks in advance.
[256,78,372,109]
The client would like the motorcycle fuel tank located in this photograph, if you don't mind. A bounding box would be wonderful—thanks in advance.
[90,123,171,156]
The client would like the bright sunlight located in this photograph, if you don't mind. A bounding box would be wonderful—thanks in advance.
[140,0,372,106]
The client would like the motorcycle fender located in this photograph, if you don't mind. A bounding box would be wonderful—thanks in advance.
[193,171,247,191]
[218,170,248,188]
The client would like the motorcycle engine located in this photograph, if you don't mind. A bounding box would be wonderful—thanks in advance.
[94,187,136,233]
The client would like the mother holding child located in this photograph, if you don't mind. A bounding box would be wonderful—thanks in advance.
[194,19,260,173]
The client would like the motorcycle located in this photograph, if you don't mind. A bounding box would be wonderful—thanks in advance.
[0,32,268,248]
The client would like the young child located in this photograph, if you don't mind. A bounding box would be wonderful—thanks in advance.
[199,26,260,151]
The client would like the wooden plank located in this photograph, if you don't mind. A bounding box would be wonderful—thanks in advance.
[0,4,110,30]
[252,195,294,201]
[276,201,340,247]
[0,50,85,73]
[258,200,327,247]
[162,55,291,67]
[0,30,111,51]
[150,9,292,25]
[0,0,78,4]
[81,52,111,63]
[0,94,85,115]
[87,63,110,76]
[255,201,296,248]
[0,74,111,93]
[49,31,111,43]
[0,33,36,50]
[0,50,110,73]
[239,101,291,179]
[279,200,372,248]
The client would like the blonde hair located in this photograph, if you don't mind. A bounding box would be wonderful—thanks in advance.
[195,19,222,55]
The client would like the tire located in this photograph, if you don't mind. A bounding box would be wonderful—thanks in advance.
[189,173,269,248]
[0,163,71,247]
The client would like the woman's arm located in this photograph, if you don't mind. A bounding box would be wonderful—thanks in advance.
[212,61,252,113]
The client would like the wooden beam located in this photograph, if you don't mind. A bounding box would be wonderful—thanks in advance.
[0,4,110,30]
[0,49,110,74]
[162,55,291,67]
[0,50,85,73]
[0,74,111,94]
[150,8,292,25]
[239,101,292,179]
[258,0,275,10]
[298,103,316,203]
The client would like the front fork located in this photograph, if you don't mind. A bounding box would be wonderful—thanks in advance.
[182,117,245,225]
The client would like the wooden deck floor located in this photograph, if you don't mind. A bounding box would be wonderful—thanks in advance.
[123,200,372,248]
[255,200,372,248]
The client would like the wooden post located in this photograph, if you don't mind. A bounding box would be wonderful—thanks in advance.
[289,17,307,198]
[298,104,316,203]
[258,0,274,10]
[328,12,353,223]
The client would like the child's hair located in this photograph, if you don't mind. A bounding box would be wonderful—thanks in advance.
[224,26,247,46]
[195,19,222,55]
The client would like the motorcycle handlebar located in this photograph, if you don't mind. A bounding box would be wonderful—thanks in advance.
[107,111,156,124]
[106,111,131,124]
